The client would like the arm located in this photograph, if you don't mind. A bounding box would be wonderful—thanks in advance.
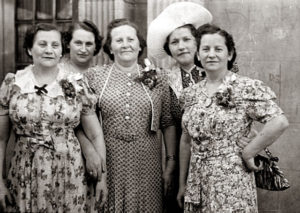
[76,127,104,181]
[177,131,191,208]
[242,114,289,171]
[162,125,177,196]
[0,115,13,210]
[81,112,107,207]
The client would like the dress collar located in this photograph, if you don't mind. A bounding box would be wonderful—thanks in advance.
[14,64,83,97]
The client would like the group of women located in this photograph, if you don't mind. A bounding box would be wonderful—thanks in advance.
[0,2,289,213]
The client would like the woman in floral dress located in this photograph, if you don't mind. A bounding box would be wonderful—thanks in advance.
[147,3,248,212]
[0,23,105,212]
[85,18,177,212]
[179,24,289,212]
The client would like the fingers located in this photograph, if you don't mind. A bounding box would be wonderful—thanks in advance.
[248,129,258,139]
[176,194,184,208]
[101,160,106,173]
[97,166,102,182]
[99,189,108,208]
[237,139,249,148]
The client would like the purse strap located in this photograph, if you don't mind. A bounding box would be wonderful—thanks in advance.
[264,148,279,162]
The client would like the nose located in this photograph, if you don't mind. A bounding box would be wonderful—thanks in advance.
[45,45,54,54]
[178,40,185,50]
[121,40,130,48]
[80,44,87,52]
[208,49,216,58]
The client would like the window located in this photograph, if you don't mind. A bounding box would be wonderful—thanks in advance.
[15,0,78,70]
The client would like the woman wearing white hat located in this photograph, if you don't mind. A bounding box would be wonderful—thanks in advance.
[148,2,252,212]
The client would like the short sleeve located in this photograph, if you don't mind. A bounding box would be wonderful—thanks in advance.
[0,73,15,115]
[77,76,97,115]
[160,75,175,129]
[244,80,284,123]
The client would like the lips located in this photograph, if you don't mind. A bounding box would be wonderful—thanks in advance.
[178,52,190,56]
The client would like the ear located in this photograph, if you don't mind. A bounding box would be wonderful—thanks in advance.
[228,51,233,61]
[196,52,200,61]
[27,49,32,56]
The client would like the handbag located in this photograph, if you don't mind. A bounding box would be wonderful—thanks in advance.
[254,148,290,191]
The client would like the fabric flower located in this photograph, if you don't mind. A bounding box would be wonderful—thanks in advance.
[134,58,158,90]
[59,79,76,99]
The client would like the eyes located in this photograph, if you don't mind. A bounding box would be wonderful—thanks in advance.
[37,41,61,49]
[201,46,224,53]
[114,37,135,43]
[73,40,95,47]
[169,37,193,45]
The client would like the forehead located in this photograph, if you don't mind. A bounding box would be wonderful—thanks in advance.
[34,30,61,42]
[72,28,95,41]
[111,25,137,38]
[169,27,193,39]
[200,33,226,46]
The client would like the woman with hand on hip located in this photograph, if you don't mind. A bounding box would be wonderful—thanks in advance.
[148,3,251,212]
[61,21,108,205]
[178,23,289,212]
[0,23,105,212]
[85,18,177,212]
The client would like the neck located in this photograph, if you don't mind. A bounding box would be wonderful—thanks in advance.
[70,59,91,73]
[32,64,59,85]
[180,63,195,73]
[206,69,229,84]
[114,60,138,73]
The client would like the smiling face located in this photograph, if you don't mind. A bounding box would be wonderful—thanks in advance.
[28,30,62,68]
[168,27,197,69]
[69,28,96,66]
[198,33,233,72]
[110,25,141,65]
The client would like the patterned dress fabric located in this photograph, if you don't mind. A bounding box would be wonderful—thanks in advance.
[0,65,97,213]
[85,64,174,213]
[180,73,284,213]
[169,66,205,130]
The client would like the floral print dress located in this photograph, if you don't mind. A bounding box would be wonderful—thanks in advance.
[181,73,284,213]
[0,65,96,213]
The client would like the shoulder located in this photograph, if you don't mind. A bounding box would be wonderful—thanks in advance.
[85,64,112,80]
[232,74,277,100]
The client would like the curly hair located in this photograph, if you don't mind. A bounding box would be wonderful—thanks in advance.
[23,23,63,58]
[63,20,103,56]
[195,23,237,70]
[103,18,147,61]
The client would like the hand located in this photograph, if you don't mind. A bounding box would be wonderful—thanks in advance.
[85,149,104,181]
[176,185,185,209]
[95,178,108,209]
[0,181,13,211]
[242,156,263,172]
[237,129,258,148]
[163,160,176,197]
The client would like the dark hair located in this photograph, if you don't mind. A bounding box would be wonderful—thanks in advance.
[23,23,63,58]
[63,20,103,56]
[103,18,147,60]
[195,23,237,70]
[163,24,197,57]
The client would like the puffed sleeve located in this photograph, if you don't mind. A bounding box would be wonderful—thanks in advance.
[160,75,175,129]
[0,73,15,115]
[244,79,284,123]
[77,76,97,115]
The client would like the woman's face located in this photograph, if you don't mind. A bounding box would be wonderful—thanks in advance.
[168,27,197,68]
[110,25,141,64]
[29,30,62,68]
[197,33,232,72]
[69,28,96,65]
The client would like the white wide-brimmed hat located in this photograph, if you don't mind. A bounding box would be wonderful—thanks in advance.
[147,2,213,60]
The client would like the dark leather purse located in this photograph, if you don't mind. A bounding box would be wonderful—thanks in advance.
[254,148,290,191]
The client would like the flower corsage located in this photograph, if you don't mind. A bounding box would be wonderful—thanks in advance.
[134,58,158,90]
[214,76,236,108]
[59,79,76,99]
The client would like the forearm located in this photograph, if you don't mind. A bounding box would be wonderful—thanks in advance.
[243,114,289,159]
[178,132,191,187]
[76,127,97,159]
[162,125,177,158]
